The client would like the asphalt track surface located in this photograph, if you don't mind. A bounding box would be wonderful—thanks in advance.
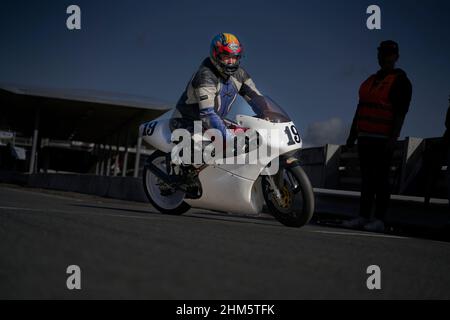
[1,184,449,299]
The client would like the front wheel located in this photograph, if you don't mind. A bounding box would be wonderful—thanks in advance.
[262,165,315,228]
[143,151,191,215]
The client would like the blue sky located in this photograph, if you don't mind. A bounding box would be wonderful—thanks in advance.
[1,0,449,145]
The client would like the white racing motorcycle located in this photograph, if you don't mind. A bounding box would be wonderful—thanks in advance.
[139,96,314,228]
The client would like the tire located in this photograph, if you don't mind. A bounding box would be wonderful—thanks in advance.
[262,165,315,228]
[143,151,191,215]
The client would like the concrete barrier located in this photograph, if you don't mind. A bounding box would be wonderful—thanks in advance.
[314,188,449,237]
[301,138,449,198]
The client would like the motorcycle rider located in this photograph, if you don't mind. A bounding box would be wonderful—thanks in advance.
[171,33,265,144]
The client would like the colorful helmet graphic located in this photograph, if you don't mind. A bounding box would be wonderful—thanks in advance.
[210,33,243,76]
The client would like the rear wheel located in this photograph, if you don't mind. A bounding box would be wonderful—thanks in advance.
[262,165,314,228]
[143,151,190,215]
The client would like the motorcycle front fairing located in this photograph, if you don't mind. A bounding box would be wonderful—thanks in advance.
[213,96,303,181]
[213,116,301,180]
[185,96,303,215]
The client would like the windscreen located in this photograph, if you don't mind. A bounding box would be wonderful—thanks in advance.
[249,95,292,123]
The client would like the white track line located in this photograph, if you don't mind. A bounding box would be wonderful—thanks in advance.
[0,186,89,202]
[0,205,420,241]
[0,185,151,208]
[310,230,408,240]
[0,205,158,222]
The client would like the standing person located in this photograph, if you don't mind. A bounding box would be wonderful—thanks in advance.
[343,40,413,232]
[444,97,450,207]
[423,98,450,206]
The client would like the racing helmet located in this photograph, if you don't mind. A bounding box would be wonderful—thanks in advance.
[210,33,243,76]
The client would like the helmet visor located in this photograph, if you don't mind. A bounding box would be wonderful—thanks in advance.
[218,53,241,65]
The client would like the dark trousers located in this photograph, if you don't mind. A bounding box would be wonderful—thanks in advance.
[357,136,395,221]
[448,148,450,207]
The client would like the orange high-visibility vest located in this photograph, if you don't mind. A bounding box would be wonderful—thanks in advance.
[356,73,398,137]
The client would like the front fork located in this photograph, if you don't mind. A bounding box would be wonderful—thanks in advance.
[263,155,301,202]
